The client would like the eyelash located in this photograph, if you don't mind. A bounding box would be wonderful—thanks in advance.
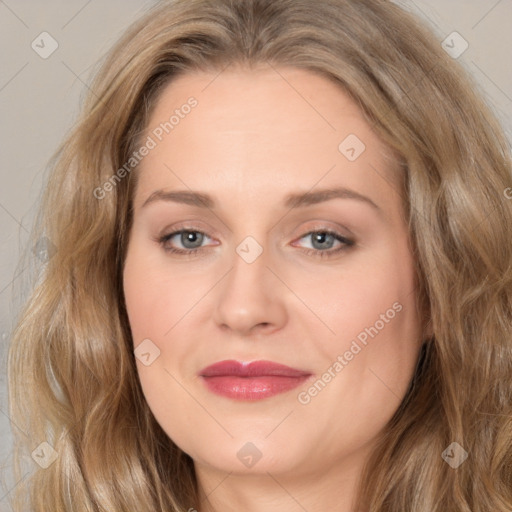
[157,226,355,259]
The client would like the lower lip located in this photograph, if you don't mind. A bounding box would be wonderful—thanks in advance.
[201,375,311,400]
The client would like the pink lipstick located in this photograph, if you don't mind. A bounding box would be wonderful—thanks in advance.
[199,360,312,400]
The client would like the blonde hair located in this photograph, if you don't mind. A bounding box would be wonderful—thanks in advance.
[8,0,512,510]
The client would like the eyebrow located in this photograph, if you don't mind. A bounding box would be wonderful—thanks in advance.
[141,187,381,211]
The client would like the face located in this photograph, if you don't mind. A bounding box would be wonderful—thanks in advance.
[122,64,425,481]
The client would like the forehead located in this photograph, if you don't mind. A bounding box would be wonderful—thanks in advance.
[146,65,368,136]
[132,65,403,215]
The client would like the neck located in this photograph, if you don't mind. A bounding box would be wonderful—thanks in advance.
[194,447,371,512]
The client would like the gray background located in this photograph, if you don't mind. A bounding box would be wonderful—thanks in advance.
[0,0,511,509]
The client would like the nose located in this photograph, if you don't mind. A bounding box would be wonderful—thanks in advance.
[212,242,288,337]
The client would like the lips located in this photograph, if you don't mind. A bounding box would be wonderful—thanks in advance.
[199,360,312,400]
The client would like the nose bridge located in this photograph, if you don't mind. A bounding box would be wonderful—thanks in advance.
[212,229,287,335]
[225,232,271,300]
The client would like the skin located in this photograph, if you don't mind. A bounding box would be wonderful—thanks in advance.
[122,63,426,512]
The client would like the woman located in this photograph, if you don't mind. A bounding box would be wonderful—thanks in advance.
[8,0,512,511]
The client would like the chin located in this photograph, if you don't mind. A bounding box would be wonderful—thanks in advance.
[186,438,302,475]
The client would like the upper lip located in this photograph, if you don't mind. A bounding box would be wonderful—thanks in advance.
[199,360,311,378]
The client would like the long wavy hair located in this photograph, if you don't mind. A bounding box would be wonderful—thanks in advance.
[7,0,512,510]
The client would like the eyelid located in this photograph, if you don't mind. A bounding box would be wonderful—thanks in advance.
[293,220,355,239]
[156,221,355,260]
[292,228,353,245]
[157,221,215,241]
[157,220,354,243]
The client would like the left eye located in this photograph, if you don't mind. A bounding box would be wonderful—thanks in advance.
[294,230,352,252]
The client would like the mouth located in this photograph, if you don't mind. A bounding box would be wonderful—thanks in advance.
[199,360,313,401]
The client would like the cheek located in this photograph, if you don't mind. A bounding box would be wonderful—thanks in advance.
[312,241,422,398]
[123,244,183,343]
[123,249,199,444]
[304,245,418,349]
